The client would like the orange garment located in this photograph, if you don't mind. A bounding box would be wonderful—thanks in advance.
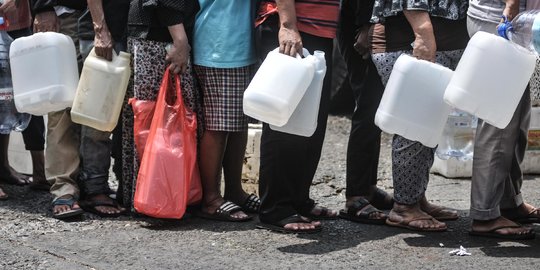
[256,0,340,39]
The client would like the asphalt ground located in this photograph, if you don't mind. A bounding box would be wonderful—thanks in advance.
[1,115,540,269]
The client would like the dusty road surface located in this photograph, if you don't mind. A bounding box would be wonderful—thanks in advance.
[1,115,540,269]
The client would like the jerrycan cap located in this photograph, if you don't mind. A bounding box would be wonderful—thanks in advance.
[497,15,512,40]
[0,17,4,25]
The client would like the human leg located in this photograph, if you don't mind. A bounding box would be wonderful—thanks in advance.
[467,16,535,237]
[258,25,332,231]
[46,109,82,218]
[20,115,49,190]
[0,134,31,185]
[337,3,390,214]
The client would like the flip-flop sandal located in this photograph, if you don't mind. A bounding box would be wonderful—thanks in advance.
[339,198,387,225]
[79,199,126,218]
[0,190,8,201]
[385,214,447,232]
[52,197,84,219]
[240,193,260,213]
[424,206,459,221]
[469,225,536,240]
[302,205,339,220]
[502,207,540,224]
[370,188,394,210]
[196,201,253,222]
[256,214,322,234]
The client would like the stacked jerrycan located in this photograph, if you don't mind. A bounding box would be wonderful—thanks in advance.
[375,54,454,148]
[71,48,131,131]
[444,11,539,129]
[244,48,322,136]
[10,32,79,115]
[269,50,327,137]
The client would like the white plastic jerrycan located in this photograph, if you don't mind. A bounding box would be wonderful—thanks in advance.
[269,50,326,137]
[71,48,131,131]
[375,54,454,148]
[10,32,79,115]
[243,48,316,126]
[444,31,537,129]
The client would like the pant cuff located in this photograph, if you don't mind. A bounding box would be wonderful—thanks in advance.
[500,192,524,210]
[470,206,501,221]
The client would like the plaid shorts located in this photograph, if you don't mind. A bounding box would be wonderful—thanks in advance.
[194,65,255,132]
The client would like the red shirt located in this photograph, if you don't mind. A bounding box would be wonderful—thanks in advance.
[256,0,340,39]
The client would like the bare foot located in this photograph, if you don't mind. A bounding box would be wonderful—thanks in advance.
[0,186,7,200]
[470,216,534,239]
[419,196,458,221]
[53,195,82,216]
[83,194,125,216]
[387,202,447,231]
[0,166,31,185]
[501,202,540,224]
[283,218,321,231]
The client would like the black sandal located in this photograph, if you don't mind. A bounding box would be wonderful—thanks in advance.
[256,214,322,234]
[240,193,260,213]
[301,205,339,220]
[197,201,253,222]
[79,199,126,218]
[339,197,387,225]
[370,188,394,210]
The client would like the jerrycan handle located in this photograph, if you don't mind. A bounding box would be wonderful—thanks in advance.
[270,47,311,58]
[498,15,512,39]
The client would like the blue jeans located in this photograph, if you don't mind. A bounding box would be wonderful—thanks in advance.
[77,40,127,197]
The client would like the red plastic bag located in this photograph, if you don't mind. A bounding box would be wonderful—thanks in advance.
[132,68,201,218]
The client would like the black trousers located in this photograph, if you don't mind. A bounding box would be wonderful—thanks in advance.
[8,28,46,152]
[258,17,334,223]
[337,0,385,197]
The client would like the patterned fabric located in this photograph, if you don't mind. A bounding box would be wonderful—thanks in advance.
[194,65,254,132]
[530,57,540,106]
[372,49,464,204]
[256,0,340,39]
[120,37,202,210]
[371,0,469,23]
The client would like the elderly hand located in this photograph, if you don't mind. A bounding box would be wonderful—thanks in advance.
[94,23,114,61]
[33,11,60,33]
[165,38,190,74]
[278,26,303,57]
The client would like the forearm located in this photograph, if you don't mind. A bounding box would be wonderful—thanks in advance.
[275,0,297,30]
[403,10,434,39]
[168,23,188,46]
[87,0,107,31]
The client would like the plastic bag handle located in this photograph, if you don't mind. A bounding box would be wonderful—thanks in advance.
[156,66,185,112]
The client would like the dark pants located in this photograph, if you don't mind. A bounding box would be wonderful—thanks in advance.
[337,0,385,197]
[258,17,334,223]
[8,28,46,152]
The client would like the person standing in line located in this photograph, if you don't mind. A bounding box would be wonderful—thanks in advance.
[256,0,340,234]
[467,0,537,240]
[192,0,260,222]
[370,0,467,232]
[337,0,390,225]
[32,0,125,219]
[0,0,48,199]
[120,0,201,211]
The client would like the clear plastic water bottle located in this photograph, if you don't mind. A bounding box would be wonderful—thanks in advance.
[0,17,30,134]
[435,109,477,161]
[498,10,540,54]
